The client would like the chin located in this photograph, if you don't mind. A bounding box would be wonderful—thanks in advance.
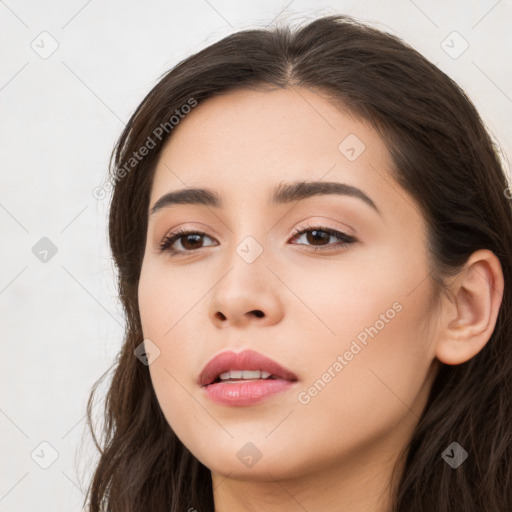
[191,440,310,481]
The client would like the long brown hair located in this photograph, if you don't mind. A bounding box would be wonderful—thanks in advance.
[85,14,512,511]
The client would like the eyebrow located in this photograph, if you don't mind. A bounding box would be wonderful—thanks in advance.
[150,180,380,216]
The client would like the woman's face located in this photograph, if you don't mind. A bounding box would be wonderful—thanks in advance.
[138,87,441,482]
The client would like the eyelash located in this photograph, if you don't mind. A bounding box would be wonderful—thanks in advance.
[158,224,356,256]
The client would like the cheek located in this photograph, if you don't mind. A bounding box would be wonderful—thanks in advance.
[138,261,214,438]
[286,248,436,434]
[138,267,200,384]
[275,247,409,352]
[138,258,206,342]
[317,280,433,398]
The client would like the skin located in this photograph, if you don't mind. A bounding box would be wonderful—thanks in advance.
[138,87,503,512]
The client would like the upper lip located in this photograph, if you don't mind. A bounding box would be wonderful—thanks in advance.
[199,349,298,386]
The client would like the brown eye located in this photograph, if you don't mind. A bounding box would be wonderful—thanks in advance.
[289,226,356,251]
[304,230,331,246]
[159,229,217,254]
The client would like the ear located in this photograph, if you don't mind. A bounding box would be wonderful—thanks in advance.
[435,249,504,365]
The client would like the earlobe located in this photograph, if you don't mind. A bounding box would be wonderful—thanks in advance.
[435,249,504,366]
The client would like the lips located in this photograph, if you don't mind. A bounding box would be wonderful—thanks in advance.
[199,349,298,387]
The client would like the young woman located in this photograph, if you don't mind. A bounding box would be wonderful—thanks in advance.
[85,14,512,512]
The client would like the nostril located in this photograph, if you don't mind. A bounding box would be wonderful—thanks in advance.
[214,310,264,320]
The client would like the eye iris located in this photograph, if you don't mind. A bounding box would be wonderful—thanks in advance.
[307,230,330,246]
[181,234,203,250]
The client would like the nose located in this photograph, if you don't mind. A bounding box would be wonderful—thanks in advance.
[208,251,284,329]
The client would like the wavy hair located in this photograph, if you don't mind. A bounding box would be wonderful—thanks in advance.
[85,14,512,511]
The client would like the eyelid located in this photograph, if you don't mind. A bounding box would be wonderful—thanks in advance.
[290,219,356,239]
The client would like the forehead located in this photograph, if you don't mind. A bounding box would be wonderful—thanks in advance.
[149,87,409,222]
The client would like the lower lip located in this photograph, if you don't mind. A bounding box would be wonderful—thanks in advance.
[203,379,296,406]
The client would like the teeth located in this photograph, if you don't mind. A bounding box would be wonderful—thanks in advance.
[218,370,273,381]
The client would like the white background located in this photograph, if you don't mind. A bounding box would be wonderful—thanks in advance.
[1,0,511,510]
